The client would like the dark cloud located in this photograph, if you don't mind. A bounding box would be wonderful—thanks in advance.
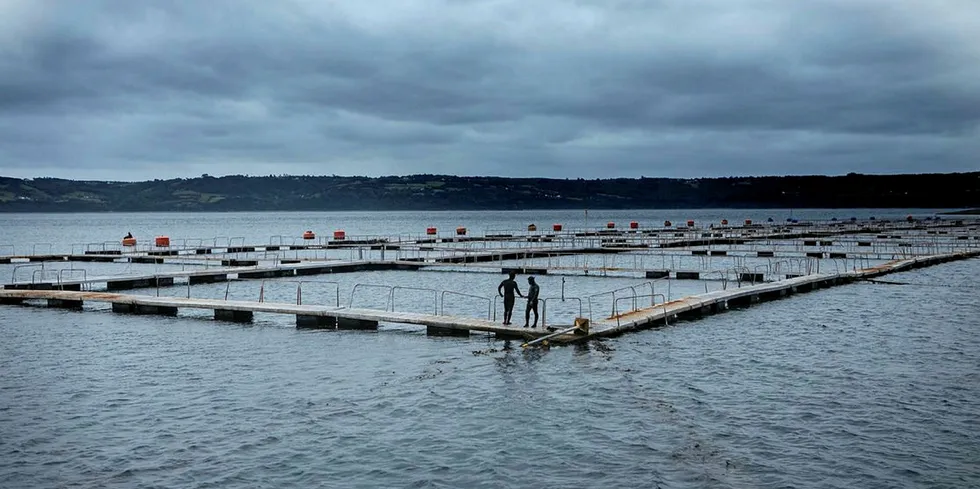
[0,0,978,180]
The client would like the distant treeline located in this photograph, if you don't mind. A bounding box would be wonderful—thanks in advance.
[0,172,978,212]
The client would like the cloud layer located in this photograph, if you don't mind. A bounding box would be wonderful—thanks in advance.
[1,0,978,180]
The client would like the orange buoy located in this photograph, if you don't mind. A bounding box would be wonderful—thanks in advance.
[553,224,563,232]
[303,230,316,240]
[606,222,615,229]
[664,220,672,227]
[745,219,752,226]
[528,224,537,232]
[906,215,914,222]
[687,220,695,227]
[456,227,467,236]
[333,230,346,240]
[630,221,639,229]
[154,236,170,247]
[721,219,728,226]
[122,237,137,247]
[426,227,437,235]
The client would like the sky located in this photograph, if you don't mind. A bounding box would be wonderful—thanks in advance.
[1,0,978,181]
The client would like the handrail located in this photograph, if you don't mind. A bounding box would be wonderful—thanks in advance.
[539,296,583,330]
[32,268,59,284]
[11,263,43,283]
[712,270,728,290]
[441,290,492,320]
[612,293,669,328]
[349,283,393,310]
[298,280,341,307]
[58,268,87,286]
[584,281,654,320]
[32,242,53,255]
[391,286,438,314]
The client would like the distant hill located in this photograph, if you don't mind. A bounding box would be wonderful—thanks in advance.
[0,172,978,212]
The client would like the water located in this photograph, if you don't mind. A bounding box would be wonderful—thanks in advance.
[1,210,978,488]
[0,208,953,256]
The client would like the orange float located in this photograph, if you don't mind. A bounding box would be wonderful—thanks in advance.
[630,221,639,229]
[456,227,467,236]
[553,224,563,232]
[426,227,437,235]
[303,230,316,240]
[155,236,170,247]
[122,237,137,247]
[606,222,615,229]
[333,230,346,240]
[745,219,753,226]
[721,219,728,226]
[687,220,695,227]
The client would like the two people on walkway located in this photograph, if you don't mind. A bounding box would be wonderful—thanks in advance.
[497,273,539,328]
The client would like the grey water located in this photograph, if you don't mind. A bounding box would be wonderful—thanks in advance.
[1,209,979,488]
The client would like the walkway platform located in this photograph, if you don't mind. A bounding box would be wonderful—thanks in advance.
[3,260,424,291]
[1,250,975,344]
[0,289,571,341]
[588,250,980,338]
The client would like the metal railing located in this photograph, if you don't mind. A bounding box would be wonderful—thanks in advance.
[584,281,656,321]
[253,279,341,306]
[32,243,53,255]
[441,290,492,320]
[349,283,393,310]
[58,268,87,288]
[611,293,670,328]
[540,296,583,330]
[391,286,438,314]
[11,263,43,283]
[32,269,59,284]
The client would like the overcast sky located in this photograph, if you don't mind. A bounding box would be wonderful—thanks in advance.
[1,0,978,181]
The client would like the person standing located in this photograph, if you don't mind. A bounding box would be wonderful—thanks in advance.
[497,272,523,325]
[524,276,540,328]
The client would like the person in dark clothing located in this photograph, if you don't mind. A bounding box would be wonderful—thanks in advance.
[524,276,540,328]
[497,272,523,325]
[124,232,133,239]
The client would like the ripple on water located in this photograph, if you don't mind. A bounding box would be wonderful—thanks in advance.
[1,260,980,488]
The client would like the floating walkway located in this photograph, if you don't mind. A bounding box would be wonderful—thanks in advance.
[3,260,425,291]
[0,288,569,341]
[1,249,976,345]
[588,250,980,338]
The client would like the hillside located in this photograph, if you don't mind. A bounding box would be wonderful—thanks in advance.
[0,172,978,212]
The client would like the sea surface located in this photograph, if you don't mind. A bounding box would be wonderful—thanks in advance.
[1,209,978,489]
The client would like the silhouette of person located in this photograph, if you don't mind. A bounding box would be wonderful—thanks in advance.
[524,276,540,328]
[497,272,523,325]
[124,232,133,239]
